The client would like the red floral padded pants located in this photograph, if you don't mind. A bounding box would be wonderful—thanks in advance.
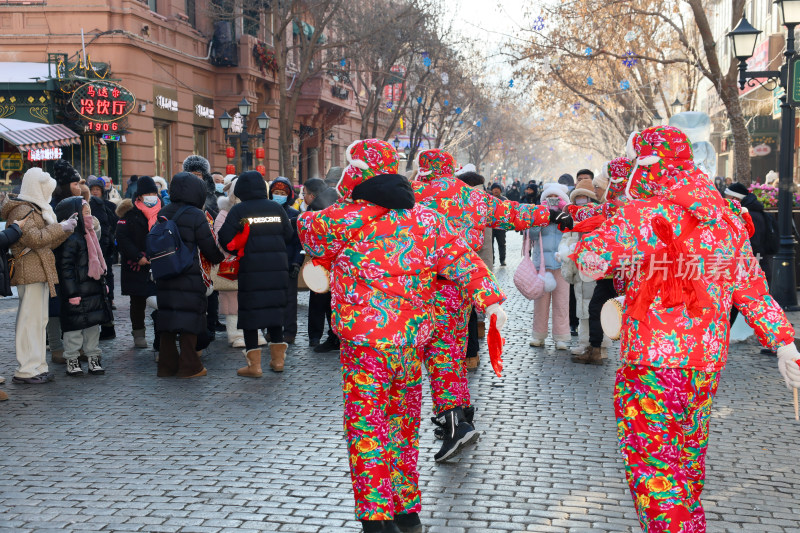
[615,364,720,533]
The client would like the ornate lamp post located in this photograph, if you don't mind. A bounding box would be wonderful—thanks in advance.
[218,98,269,172]
[728,4,800,309]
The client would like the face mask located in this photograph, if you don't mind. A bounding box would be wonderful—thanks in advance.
[273,194,288,205]
[575,197,588,206]
[141,195,159,208]
[215,183,225,193]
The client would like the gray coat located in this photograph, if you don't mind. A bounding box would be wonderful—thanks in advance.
[527,223,563,271]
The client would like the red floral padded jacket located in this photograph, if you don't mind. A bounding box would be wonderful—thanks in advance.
[298,200,505,350]
[575,171,793,372]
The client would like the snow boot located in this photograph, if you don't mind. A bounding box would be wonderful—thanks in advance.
[237,349,263,378]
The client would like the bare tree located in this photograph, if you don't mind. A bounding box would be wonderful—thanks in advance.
[511,0,752,182]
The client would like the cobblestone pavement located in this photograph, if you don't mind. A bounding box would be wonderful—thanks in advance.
[1,233,800,533]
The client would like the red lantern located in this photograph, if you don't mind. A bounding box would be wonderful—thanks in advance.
[255,147,265,159]
[226,147,235,158]
[226,164,236,175]
[256,164,266,176]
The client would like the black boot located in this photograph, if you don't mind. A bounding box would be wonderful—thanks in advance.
[313,335,340,353]
[463,405,475,424]
[432,405,475,440]
[99,325,116,340]
[395,512,422,533]
[434,406,479,463]
[360,520,402,533]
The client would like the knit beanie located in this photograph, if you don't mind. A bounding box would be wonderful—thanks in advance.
[53,159,82,188]
[136,176,159,196]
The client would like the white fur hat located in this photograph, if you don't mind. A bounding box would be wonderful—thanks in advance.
[152,176,168,192]
[539,183,570,205]
[17,167,57,224]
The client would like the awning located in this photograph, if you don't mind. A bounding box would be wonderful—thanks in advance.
[0,118,81,152]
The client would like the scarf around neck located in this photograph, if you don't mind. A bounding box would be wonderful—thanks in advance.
[83,214,107,280]
[135,199,161,229]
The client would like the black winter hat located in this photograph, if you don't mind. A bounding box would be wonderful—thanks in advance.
[557,173,575,187]
[457,171,485,187]
[303,178,328,196]
[87,177,105,191]
[53,159,82,187]
[135,175,159,196]
[724,182,749,199]
[489,183,504,192]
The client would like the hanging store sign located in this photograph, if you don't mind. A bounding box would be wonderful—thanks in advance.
[0,153,23,171]
[156,94,179,112]
[193,95,214,127]
[71,81,136,126]
[27,148,63,161]
[153,86,179,120]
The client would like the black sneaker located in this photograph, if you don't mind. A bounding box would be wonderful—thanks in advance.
[314,336,340,353]
[434,407,479,462]
[309,338,321,347]
[88,356,105,375]
[395,512,422,533]
[66,359,84,377]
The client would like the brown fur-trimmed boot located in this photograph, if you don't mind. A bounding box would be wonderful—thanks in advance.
[237,349,263,378]
[269,342,288,372]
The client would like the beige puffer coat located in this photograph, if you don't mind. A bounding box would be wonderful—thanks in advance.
[1,198,69,296]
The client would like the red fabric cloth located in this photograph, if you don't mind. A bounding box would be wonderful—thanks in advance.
[487,313,504,378]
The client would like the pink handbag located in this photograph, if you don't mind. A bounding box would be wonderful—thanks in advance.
[514,232,547,300]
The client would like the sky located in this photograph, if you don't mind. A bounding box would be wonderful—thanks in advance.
[451,0,530,79]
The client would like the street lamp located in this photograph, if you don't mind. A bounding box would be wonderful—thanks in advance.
[238,98,252,117]
[393,136,401,151]
[670,98,683,115]
[256,111,270,131]
[728,4,800,309]
[651,111,663,127]
[219,100,270,173]
[219,111,232,131]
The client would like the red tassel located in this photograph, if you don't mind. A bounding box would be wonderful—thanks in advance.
[226,223,251,255]
[488,314,505,378]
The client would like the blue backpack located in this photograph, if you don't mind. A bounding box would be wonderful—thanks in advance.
[146,205,196,280]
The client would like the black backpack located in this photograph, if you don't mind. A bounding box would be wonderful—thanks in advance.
[146,205,196,280]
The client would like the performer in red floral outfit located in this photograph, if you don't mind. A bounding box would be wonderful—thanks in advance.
[574,125,800,532]
[411,149,551,461]
[297,139,507,533]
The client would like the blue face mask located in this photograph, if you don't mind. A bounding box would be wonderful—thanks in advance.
[272,194,288,205]
[215,183,225,194]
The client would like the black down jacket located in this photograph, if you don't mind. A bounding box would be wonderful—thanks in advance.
[116,198,159,297]
[155,173,224,335]
[0,222,22,297]
[218,171,294,331]
[89,196,116,259]
[53,197,112,332]
[269,176,303,267]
